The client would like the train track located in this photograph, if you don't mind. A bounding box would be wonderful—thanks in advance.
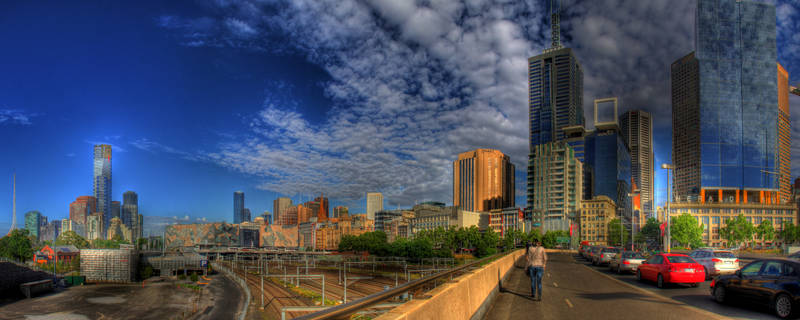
[226,262,310,319]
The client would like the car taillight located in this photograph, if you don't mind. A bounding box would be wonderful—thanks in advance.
[710,279,715,288]
[600,254,604,258]
[734,259,739,263]
[712,258,722,263]
[623,260,630,264]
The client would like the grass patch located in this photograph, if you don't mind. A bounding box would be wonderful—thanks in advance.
[178,283,203,291]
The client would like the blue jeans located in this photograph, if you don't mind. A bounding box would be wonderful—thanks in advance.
[528,266,543,297]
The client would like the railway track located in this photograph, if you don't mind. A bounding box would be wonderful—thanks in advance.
[226,262,311,319]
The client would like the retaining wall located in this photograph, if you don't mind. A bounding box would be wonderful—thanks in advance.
[376,249,526,320]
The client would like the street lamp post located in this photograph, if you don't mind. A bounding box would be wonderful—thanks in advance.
[662,164,674,253]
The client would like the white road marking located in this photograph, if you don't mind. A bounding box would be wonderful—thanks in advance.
[565,298,573,308]
[552,281,558,287]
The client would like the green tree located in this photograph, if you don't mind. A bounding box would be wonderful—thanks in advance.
[756,219,775,244]
[636,218,661,243]
[0,229,35,262]
[55,230,90,249]
[779,222,798,244]
[719,214,754,247]
[607,219,629,247]
[475,229,499,258]
[671,213,705,248]
[136,238,147,250]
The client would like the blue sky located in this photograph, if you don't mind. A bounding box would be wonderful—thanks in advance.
[1,0,799,235]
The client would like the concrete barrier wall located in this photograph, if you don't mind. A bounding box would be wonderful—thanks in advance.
[376,249,526,320]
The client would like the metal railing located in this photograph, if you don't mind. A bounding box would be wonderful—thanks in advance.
[294,250,514,320]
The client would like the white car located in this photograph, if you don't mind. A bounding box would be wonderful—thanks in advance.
[688,249,739,279]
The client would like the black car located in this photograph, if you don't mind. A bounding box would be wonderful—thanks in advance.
[710,258,800,319]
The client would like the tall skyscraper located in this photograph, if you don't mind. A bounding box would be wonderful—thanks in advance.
[619,110,654,216]
[672,0,780,203]
[366,193,383,220]
[527,6,584,218]
[233,191,244,224]
[273,197,292,226]
[93,144,112,234]
[122,191,138,228]
[453,149,515,212]
[529,142,582,232]
[69,195,96,225]
[778,63,791,203]
[333,206,349,219]
[585,98,632,222]
[24,210,42,240]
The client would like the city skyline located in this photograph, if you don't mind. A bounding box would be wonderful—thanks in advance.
[1,0,799,234]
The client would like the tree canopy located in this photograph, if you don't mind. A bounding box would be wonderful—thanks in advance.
[607,218,629,247]
[670,213,704,248]
[719,214,754,247]
[0,229,35,261]
[55,230,90,249]
[756,219,775,243]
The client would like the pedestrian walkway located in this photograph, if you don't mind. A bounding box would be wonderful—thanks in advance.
[483,253,728,320]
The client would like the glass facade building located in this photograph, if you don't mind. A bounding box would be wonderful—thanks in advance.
[673,0,779,202]
[25,210,42,241]
[527,47,584,210]
[93,144,112,235]
[233,191,244,224]
[585,126,632,221]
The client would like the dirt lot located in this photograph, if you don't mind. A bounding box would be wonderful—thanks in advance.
[0,273,242,320]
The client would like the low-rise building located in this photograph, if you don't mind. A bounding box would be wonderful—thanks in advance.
[580,196,617,245]
[34,245,79,264]
[489,207,525,236]
[667,201,798,247]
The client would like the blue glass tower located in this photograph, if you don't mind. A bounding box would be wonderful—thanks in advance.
[233,191,244,224]
[673,0,779,203]
[93,144,112,236]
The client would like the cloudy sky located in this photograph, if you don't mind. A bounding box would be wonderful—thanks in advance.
[0,0,799,233]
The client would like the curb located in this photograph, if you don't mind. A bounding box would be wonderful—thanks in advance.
[580,263,731,320]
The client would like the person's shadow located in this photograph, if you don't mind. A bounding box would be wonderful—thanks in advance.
[497,255,535,300]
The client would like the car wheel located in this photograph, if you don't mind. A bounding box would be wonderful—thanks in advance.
[774,293,794,319]
[657,274,664,288]
[713,285,726,303]
[636,270,642,282]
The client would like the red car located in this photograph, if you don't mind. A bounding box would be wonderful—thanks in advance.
[636,253,705,288]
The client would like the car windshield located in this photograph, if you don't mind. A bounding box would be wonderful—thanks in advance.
[665,256,695,264]
[604,248,620,253]
[713,251,736,259]
[623,252,644,259]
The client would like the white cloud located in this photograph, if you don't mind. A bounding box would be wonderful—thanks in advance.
[131,138,204,162]
[0,109,37,125]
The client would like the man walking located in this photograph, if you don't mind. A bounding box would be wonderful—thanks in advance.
[526,240,547,300]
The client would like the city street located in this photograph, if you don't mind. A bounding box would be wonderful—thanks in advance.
[485,252,780,320]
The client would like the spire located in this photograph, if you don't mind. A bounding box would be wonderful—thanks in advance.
[8,173,16,236]
[550,0,562,49]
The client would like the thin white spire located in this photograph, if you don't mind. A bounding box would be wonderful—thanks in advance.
[8,173,16,235]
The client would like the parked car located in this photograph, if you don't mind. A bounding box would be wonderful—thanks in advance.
[636,253,705,288]
[688,249,739,279]
[579,245,590,258]
[711,259,800,319]
[609,251,646,274]
[593,247,620,266]
[582,245,595,260]
[588,246,602,262]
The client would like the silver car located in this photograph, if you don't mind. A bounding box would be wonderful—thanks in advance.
[688,249,739,279]
[608,251,646,273]
[593,247,620,266]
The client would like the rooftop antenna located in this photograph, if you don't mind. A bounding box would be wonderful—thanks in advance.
[550,0,562,49]
[7,173,16,236]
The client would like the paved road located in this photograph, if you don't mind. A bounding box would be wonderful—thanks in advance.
[579,254,778,320]
[484,252,728,320]
[202,273,244,320]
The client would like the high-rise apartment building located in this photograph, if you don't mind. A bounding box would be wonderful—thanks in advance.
[619,110,654,216]
[366,193,383,220]
[93,144,112,234]
[778,63,791,203]
[233,191,244,224]
[273,197,292,225]
[529,141,582,232]
[87,213,104,240]
[672,0,780,203]
[453,149,515,212]
[69,196,96,225]
[24,211,42,240]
